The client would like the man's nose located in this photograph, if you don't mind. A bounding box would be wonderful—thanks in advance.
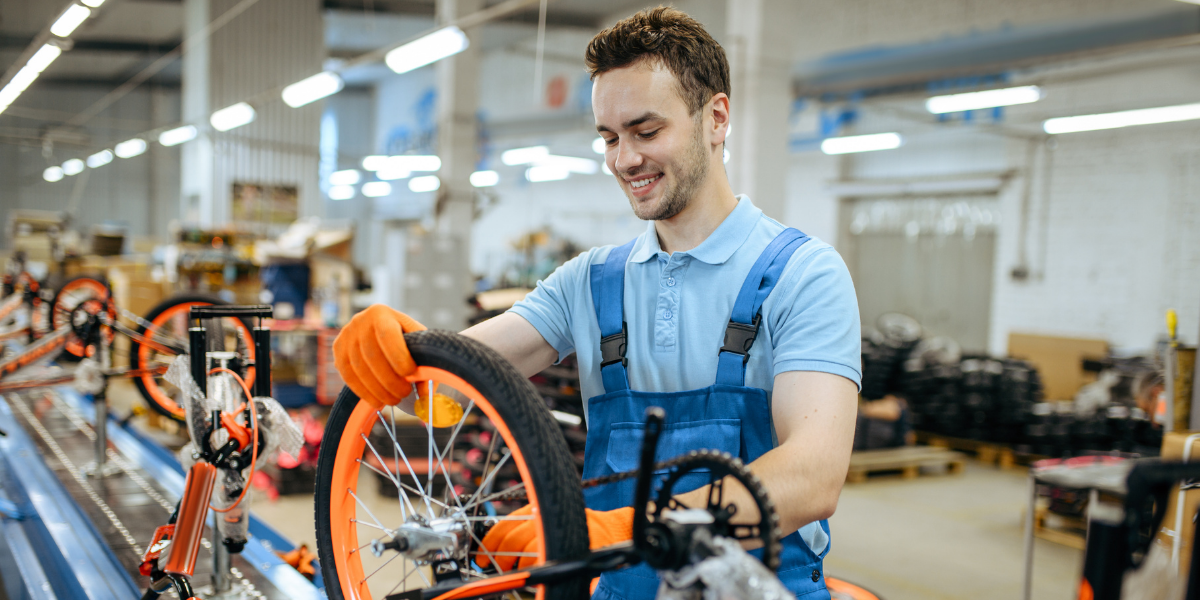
[613,141,643,174]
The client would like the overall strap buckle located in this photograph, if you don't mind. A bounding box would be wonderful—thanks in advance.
[600,322,628,368]
[720,314,761,365]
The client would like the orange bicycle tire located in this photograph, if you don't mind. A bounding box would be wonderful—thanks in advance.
[315,330,588,600]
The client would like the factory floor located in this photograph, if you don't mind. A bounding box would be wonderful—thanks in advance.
[249,460,1083,600]
[105,380,1082,599]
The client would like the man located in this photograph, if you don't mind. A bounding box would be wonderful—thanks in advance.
[333,6,861,599]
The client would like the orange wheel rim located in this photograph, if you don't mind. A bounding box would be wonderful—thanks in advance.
[53,278,116,356]
[137,301,256,419]
[328,366,546,600]
[827,577,881,600]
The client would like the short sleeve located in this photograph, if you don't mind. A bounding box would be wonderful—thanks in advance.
[766,246,862,389]
[508,250,592,363]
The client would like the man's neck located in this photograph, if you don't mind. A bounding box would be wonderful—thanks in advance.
[654,176,739,255]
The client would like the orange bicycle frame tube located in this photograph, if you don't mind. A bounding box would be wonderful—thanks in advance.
[164,461,218,576]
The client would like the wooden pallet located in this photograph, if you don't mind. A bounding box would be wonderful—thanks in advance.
[1033,506,1087,549]
[915,431,1022,469]
[846,445,967,483]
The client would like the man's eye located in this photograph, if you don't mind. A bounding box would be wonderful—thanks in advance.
[605,137,618,146]
[639,129,660,139]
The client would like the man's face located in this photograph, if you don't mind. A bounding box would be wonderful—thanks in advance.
[593,61,710,221]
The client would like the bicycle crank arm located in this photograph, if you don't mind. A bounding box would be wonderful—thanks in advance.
[388,545,640,600]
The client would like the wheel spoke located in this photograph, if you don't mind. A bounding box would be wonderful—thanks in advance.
[459,482,525,513]
[360,550,401,584]
[361,432,415,520]
[464,450,512,510]
[348,489,390,534]
[376,409,431,515]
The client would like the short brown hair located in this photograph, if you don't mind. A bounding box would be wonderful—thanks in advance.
[585,6,730,115]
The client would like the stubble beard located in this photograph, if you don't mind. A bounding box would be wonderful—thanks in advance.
[627,118,710,222]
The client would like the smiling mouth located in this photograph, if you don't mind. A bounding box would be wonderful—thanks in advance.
[629,174,661,189]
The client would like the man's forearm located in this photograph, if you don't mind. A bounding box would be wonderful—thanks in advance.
[461,312,560,378]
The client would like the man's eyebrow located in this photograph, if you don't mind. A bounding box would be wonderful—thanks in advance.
[596,112,666,134]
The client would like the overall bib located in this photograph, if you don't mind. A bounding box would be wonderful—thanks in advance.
[583,228,832,600]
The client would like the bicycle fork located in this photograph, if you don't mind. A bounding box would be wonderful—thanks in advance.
[140,461,218,600]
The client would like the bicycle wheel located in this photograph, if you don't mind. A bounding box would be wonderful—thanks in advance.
[316,330,589,600]
[128,294,256,422]
[51,275,117,359]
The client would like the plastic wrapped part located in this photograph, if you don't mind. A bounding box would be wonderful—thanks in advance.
[213,468,249,548]
[72,358,105,394]
[254,396,303,461]
[657,529,792,600]
[166,356,215,446]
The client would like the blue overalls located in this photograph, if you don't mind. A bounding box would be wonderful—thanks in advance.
[582,228,832,600]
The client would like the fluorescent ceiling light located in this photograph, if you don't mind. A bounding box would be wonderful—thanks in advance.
[536,155,598,174]
[210,102,255,131]
[820,132,902,155]
[8,66,40,93]
[329,185,355,200]
[362,155,388,171]
[51,4,91,37]
[362,181,392,197]
[86,149,113,168]
[408,175,440,193]
[27,44,62,72]
[377,167,411,181]
[926,85,1042,114]
[1043,102,1200,134]
[602,162,612,175]
[387,155,441,172]
[62,158,84,176]
[43,166,64,182]
[81,0,105,6]
[470,170,499,187]
[502,145,549,165]
[526,165,570,182]
[159,125,197,147]
[592,137,606,154]
[282,71,343,108]
[114,138,147,158]
[385,26,468,74]
[330,169,360,185]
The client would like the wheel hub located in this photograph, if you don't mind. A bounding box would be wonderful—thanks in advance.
[370,514,470,564]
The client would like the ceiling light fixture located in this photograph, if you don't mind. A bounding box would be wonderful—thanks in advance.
[114,138,147,158]
[329,185,356,200]
[282,71,344,108]
[535,155,598,174]
[1043,102,1200,134]
[43,166,64,182]
[526,166,570,182]
[86,149,113,168]
[385,26,469,74]
[210,102,256,131]
[27,44,63,72]
[470,170,499,187]
[362,181,392,197]
[81,0,106,6]
[926,85,1042,114]
[592,137,605,154]
[51,4,91,38]
[820,132,903,155]
[361,155,388,171]
[501,145,549,165]
[376,167,411,181]
[330,169,360,186]
[0,44,63,114]
[159,125,197,147]
[62,158,84,176]
[408,175,440,192]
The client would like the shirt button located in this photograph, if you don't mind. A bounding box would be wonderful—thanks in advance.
[663,310,673,320]
[811,569,820,582]
[666,277,676,286]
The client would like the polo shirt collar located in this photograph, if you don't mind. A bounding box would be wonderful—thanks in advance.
[629,195,762,265]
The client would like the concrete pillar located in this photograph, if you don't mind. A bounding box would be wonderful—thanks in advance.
[429,0,482,329]
[180,0,323,229]
[725,0,790,221]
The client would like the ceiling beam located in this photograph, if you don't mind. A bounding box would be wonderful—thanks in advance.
[323,0,600,28]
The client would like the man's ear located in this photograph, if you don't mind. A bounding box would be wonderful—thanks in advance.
[709,93,731,149]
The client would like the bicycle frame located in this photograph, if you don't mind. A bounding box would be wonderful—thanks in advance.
[139,305,272,600]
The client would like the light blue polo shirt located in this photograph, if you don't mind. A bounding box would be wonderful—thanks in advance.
[510,195,862,411]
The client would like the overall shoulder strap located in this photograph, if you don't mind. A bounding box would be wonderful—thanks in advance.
[590,239,636,393]
[714,228,811,387]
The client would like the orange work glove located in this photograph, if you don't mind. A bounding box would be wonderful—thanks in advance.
[332,304,426,409]
[476,505,635,571]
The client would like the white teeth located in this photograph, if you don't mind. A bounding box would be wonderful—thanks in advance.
[631,175,660,189]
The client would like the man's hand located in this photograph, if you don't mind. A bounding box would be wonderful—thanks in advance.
[332,304,426,409]
[476,505,634,571]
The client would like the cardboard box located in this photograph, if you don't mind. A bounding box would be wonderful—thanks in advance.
[1008,333,1109,401]
[1156,431,1200,577]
